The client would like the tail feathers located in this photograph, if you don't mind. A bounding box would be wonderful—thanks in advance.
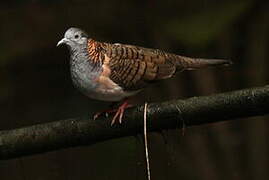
[174,55,232,70]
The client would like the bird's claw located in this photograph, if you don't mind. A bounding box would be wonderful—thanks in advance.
[93,101,132,125]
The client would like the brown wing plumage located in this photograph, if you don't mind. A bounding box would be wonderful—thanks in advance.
[87,39,232,91]
[103,43,177,90]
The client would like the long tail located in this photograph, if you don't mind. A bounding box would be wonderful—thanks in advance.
[172,55,232,70]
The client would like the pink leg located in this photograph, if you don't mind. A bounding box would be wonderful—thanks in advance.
[110,101,132,125]
[93,100,132,125]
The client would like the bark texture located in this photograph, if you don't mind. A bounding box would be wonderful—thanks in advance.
[0,85,268,160]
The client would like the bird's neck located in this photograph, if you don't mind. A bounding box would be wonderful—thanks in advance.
[69,39,103,92]
[70,39,102,73]
[87,39,104,63]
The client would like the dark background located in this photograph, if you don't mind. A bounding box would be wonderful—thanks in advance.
[1,0,269,179]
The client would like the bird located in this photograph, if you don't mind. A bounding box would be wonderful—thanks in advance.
[57,27,232,125]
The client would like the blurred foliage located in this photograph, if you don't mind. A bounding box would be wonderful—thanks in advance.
[165,1,253,46]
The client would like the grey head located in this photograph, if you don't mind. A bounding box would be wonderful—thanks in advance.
[57,27,102,95]
[57,27,88,50]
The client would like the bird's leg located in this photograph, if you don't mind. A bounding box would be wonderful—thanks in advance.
[93,99,132,125]
[110,100,132,125]
[93,102,118,120]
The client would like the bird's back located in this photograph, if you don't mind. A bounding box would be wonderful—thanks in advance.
[96,41,231,91]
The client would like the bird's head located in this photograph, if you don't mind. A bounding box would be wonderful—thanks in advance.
[57,27,88,48]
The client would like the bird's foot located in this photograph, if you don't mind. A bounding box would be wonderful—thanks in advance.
[110,101,132,125]
[93,101,132,125]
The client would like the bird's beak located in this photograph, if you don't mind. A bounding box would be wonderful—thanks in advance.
[57,38,68,47]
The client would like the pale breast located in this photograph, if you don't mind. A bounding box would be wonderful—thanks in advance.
[70,43,140,102]
[85,85,139,102]
[71,62,139,101]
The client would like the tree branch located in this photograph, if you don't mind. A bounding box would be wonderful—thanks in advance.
[0,85,269,160]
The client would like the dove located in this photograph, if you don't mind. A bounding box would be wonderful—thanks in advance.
[57,27,232,125]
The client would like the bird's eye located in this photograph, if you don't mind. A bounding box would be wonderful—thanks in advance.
[74,34,79,39]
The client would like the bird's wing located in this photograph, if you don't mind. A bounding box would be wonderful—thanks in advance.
[103,43,177,91]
